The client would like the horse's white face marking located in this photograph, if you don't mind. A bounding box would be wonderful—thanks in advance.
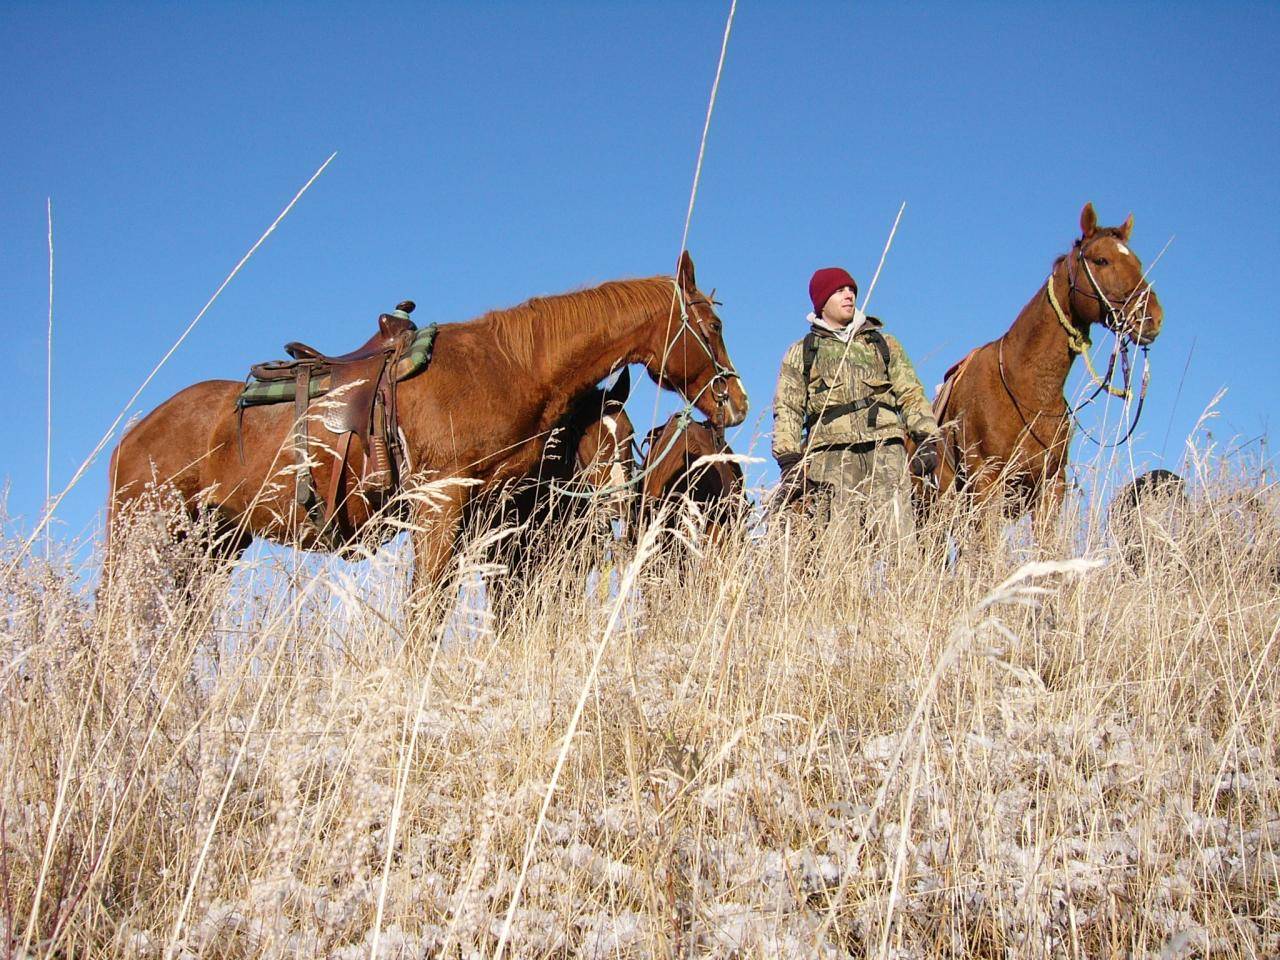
[601,415,618,439]
[1115,242,1131,257]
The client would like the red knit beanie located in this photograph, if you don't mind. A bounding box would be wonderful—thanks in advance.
[809,267,858,315]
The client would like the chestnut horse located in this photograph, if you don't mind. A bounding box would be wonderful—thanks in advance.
[922,203,1164,530]
[637,415,747,554]
[107,252,747,603]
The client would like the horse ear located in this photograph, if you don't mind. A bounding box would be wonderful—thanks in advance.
[677,250,696,290]
[1118,212,1134,242]
[603,365,631,406]
[1080,202,1098,238]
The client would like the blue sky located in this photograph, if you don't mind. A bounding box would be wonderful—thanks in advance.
[2,1,1277,549]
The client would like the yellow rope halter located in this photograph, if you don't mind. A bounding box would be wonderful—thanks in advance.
[1044,274,1133,399]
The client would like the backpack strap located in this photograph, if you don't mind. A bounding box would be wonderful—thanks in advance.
[801,326,897,431]
[799,330,820,430]
[801,331,819,394]
[864,327,892,372]
[862,327,893,428]
[805,394,888,430]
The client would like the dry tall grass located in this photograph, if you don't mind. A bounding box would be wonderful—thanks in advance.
[2,450,1277,959]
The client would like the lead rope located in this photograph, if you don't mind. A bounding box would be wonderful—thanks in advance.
[547,401,697,501]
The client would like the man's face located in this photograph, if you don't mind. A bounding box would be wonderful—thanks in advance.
[821,285,857,326]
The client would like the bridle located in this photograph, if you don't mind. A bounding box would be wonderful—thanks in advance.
[1068,239,1131,331]
[1042,238,1153,447]
[672,281,743,415]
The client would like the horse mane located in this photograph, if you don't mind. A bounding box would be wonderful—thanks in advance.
[474,276,674,369]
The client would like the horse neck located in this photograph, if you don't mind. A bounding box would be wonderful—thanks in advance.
[523,277,674,431]
[999,262,1082,410]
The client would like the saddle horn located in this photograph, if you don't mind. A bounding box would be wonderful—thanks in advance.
[379,300,417,338]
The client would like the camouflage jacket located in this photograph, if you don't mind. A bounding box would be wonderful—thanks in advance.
[772,317,939,463]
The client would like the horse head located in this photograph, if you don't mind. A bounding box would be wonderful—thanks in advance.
[1068,202,1164,346]
[639,416,746,540]
[643,251,749,428]
[572,371,636,497]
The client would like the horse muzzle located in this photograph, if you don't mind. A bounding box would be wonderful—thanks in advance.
[1124,290,1164,346]
[714,377,749,427]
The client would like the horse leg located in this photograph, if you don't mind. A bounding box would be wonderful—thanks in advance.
[489,532,533,633]
[407,487,470,638]
[1032,471,1067,553]
[952,472,1004,574]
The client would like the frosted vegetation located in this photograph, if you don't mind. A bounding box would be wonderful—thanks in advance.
[1,447,1277,959]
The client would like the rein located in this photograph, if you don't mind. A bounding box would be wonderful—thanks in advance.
[995,336,1070,454]
[1069,345,1151,449]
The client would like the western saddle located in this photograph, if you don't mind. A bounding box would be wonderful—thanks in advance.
[241,300,422,547]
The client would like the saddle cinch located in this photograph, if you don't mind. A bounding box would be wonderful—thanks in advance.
[237,300,438,547]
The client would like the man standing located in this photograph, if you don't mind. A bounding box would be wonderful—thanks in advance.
[772,267,940,533]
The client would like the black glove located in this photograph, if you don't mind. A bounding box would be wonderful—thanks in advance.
[776,454,805,500]
[909,435,941,477]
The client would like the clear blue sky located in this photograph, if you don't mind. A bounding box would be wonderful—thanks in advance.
[3,1,1277,548]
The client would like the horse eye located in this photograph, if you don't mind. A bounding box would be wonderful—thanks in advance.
[1093,257,1110,267]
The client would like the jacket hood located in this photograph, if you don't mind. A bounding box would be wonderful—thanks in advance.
[805,310,880,340]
